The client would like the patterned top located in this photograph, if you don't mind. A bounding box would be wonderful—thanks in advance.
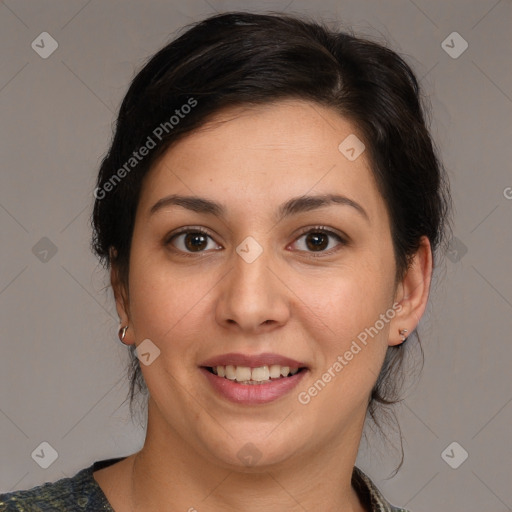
[0,458,410,512]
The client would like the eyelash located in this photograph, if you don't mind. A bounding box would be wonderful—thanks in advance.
[165,225,347,258]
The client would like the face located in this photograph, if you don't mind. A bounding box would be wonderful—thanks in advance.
[116,100,408,470]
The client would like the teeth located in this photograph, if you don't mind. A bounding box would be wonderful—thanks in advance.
[251,366,269,381]
[269,364,281,378]
[225,365,236,380]
[235,366,252,382]
[212,365,301,383]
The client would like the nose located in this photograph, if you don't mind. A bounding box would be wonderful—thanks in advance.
[215,244,291,334]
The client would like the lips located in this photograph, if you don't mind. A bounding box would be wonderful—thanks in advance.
[199,352,309,404]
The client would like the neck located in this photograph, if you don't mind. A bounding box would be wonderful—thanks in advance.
[127,399,367,512]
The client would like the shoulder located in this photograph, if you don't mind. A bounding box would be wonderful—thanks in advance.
[0,464,113,512]
[353,466,411,512]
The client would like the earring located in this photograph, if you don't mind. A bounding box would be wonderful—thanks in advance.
[399,328,408,342]
[118,325,129,344]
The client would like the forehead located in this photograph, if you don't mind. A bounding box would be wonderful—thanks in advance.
[138,100,388,225]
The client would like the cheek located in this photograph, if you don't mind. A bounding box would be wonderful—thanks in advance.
[306,257,394,336]
[297,278,394,416]
[297,256,395,399]
[313,290,391,385]
[126,246,219,344]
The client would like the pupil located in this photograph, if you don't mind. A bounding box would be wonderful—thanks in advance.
[185,233,207,251]
[306,232,328,251]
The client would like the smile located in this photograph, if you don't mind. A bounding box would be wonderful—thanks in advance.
[200,365,308,404]
[206,364,303,384]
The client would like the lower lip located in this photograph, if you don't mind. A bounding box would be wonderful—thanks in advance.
[200,367,307,405]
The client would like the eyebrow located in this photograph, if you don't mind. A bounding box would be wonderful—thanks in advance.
[149,193,370,223]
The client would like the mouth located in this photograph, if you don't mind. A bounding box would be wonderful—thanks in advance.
[203,364,307,385]
[199,352,309,404]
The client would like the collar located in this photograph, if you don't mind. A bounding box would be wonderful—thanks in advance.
[352,466,410,512]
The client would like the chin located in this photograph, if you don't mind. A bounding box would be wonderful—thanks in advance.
[199,427,304,471]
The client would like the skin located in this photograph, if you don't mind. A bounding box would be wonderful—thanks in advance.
[94,99,432,512]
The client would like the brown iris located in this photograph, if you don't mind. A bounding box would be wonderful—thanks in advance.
[305,232,329,251]
[184,232,208,251]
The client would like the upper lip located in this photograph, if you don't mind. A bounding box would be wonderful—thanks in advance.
[200,352,307,368]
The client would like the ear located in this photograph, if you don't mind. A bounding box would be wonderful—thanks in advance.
[389,236,433,346]
[110,248,135,346]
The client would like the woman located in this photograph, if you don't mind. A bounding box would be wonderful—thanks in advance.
[0,11,451,512]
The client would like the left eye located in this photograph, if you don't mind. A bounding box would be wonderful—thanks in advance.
[291,229,345,253]
[168,230,221,253]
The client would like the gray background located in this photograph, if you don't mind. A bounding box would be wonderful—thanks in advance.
[1,1,511,510]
